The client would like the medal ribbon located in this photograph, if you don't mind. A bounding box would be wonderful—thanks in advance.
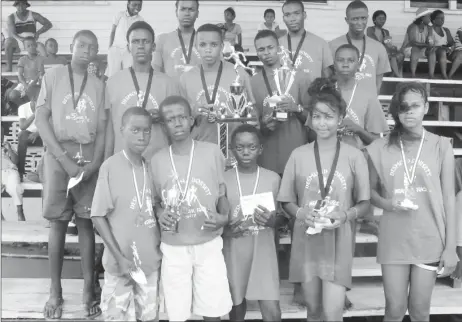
[262,68,276,97]
[68,64,88,110]
[169,140,195,201]
[177,28,196,65]
[287,30,306,65]
[129,66,154,109]
[314,140,341,199]
[399,131,426,185]
[346,34,367,69]
[122,151,147,211]
[235,166,260,198]
[200,61,223,104]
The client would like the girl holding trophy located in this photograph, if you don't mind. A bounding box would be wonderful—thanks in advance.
[277,78,371,321]
[366,82,458,322]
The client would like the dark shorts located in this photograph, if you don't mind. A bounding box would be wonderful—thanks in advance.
[42,142,97,222]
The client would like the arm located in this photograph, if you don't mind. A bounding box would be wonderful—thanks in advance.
[108,25,117,48]
[17,64,26,86]
[445,28,454,48]
[408,25,429,47]
[92,217,127,263]
[368,154,393,211]
[7,15,23,43]
[217,183,231,222]
[376,74,383,94]
[237,33,242,47]
[32,12,53,39]
[18,113,35,131]
[355,127,380,146]
[441,140,456,252]
[4,144,19,165]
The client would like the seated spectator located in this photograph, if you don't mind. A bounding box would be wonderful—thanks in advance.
[4,0,52,72]
[449,26,462,79]
[1,127,25,221]
[1,77,18,116]
[257,8,286,38]
[401,8,436,78]
[218,7,242,48]
[367,10,404,77]
[431,10,456,79]
[43,38,67,70]
[17,101,42,181]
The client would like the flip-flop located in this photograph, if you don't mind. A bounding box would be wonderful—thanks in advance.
[83,300,102,319]
[43,297,64,319]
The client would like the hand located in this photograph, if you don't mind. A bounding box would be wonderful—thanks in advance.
[207,112,217,123]
[341,118,362,134]
[202,210,228,231]
[149,109,161,123]
[81,162,98,181]
[262,114,278,132]
[387,197,412,213]
[158,207,180,231]
[224,216,247,238]
[451,246,462,281]
[296,207,316,229]
[116,255,136,278]
[438,247,459,276]
[28,132,39,144]
[276,97,298,113]
[59,155,81,178]
[254,205,276,228]
[320,210,347,230]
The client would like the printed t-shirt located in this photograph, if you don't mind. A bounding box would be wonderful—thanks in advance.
[366,132,453,265]
[257,22,279,32]
[223,167,281,303]
[18,55,44,83]
[106,68,180,159]
[18,101,37,132]
[224,24,242,46]
[153,30,202,79]
[36,65,105,144]
[151,140,226,246]
[112,10,144,49]
[277,142,370,288]
[180,61,252,144]
[329,35,391,95]
[339,83,388,149]
[278,31,333,79]
[91,152,161,277]
[251,68,310,174]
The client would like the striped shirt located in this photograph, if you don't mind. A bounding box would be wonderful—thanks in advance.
[13,11,36,37]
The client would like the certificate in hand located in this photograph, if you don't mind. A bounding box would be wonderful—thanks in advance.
[240,192,275,218]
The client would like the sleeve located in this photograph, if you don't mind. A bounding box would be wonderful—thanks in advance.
[112,11,123,26]
[17,104,26,119]
[150,159,164,207]
[36,70,53,112]
[364,96,389,134]
[17,56,26,68]
[90,161,115,218]
[456,191,462,247]
[214,145,226,186]
[376,42,391,75]
[98,84,107,121]
[321,39,334,70]
[277,151,298,203]
[352,150,371,203]
[152,33,165,72]
[104,82,111,110]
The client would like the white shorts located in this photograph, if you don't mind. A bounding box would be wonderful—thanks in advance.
[160,236,233,321]
[105,46,133,78]
[1,169,23,206]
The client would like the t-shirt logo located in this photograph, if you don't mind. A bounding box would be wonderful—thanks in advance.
[355,54,375,81]
[292,50,314,74]
[121,91,159,110]
[63,93,95,124]
[171,46,200,73]
[389,158,432,195]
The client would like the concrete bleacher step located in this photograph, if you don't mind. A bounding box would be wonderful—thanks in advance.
[2,277,461,320]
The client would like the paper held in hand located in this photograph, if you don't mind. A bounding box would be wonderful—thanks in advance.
[240,192,275,218]
[67,171,84,197]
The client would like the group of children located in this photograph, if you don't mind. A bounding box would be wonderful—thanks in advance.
[2,0,461,321]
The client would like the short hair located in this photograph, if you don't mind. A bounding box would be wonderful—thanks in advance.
[159,95,192,120]
[231,124,262,147]
[197,24,223,40]
[121,106,153,128]
[224,7,236,17]
[372,10,386,21]
[264,8,275,17]
[23,36,36,44]
[346,0,368,15]
[175,0,199,10]
[254,30,279,45]
[45,38,57,46]
[126,21,155,43]
[307,78,347,117]
[335,44,360,59]
[72,30,98,45]
[431,9,444,22]
[282,0,305,12]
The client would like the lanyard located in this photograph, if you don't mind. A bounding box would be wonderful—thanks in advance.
[346,33,367,69]
[129,67,154,109]
[169,140,195,201]
[314,140,341,199]
[399,131,425,185]
[287,30,306,65]
[68,64,88,110]
[177,28,195,65]
[200,61,223,105]
[122,150,147,211]
[261,68,275,97]
[235,166,260,198]
[337,82,358,113]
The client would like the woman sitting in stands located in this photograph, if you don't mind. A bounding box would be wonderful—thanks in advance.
[217,7,243,48]
[448,26,462,79]
[367,82,458,321]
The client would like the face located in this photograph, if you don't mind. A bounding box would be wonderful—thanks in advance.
[334,48,358,77]
[24,39,37,55]
[255,36,279,66]
[176,1,199,28]
[282,3,306,33]
[422,14,431,25]
[432,13,444,27]
[71,34,98,65]
[374,14,386,28]
[129,28,155,64]
[232,132,262,167]
[397,91,428,130]
[265,12,275,24]
[346,8,369,34]
[127,1,142,16]
[224,10,234,23]
[197,31,223,64]
[162,103,194,141]
[121,114,152,154]
[15,3,28,15]
[311,102,342,140]
[45,40,58,55]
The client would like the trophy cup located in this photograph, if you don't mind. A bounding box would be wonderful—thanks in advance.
[161,185,181,232]
[129,241,148,285]
[305,197,340,235]
[267,46,297,121]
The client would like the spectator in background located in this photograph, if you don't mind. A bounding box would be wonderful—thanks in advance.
[257,8,286,38]
[401,8,436,79]
[431,10,457,80]
[43,38,67,70]
[218,7,243,48]
[105,0,143,78]
[367,10,404,78]
[449,27,462,79]
[4,0,52,72]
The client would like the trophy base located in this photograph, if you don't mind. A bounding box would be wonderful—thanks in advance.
[398,199,419,210]
[273,111,288,121]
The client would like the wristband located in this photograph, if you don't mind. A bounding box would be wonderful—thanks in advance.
[347,207,358,221]
[342,211,348,224]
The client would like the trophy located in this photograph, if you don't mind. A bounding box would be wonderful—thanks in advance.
[74,144,91,166]
[267,46,298,121]
[161,185,181,232]
[305,197,340,235]
[129,241,148,285]
[397,178,419,210]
